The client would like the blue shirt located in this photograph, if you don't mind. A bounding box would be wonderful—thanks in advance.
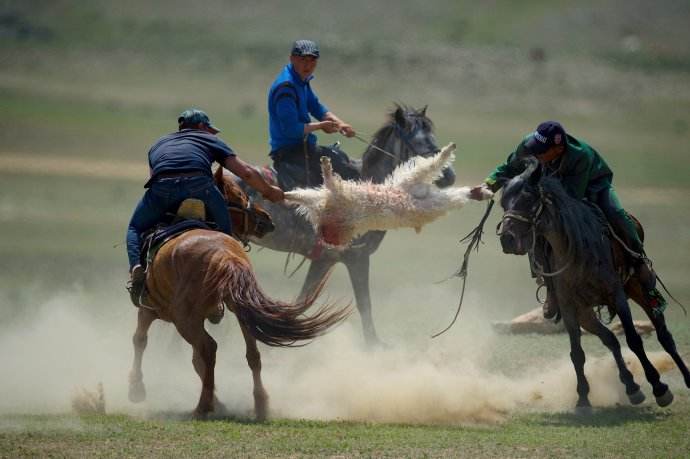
[147,129,235,180]
[267,63,329,154]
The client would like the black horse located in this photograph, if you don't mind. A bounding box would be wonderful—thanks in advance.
[239,105,455,347]
[498,158,689,413]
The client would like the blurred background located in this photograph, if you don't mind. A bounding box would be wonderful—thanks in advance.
[0,0,688,418]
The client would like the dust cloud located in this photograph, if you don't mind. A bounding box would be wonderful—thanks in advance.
[0,283,678,426]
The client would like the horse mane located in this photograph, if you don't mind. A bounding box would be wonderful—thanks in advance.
[362,104,434,180]
[539,176,609,275]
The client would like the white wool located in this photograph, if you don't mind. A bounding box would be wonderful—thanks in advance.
[285,143,492,247]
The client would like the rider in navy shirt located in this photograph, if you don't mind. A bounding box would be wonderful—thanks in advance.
[268,40,360,190]
[125,109,284,306]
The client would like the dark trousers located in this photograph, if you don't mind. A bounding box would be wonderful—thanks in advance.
[589,186,644,256]
[125,175,231,269]
[272,143,359,190]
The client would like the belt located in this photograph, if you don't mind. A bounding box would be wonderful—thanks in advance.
[155,171,207,180]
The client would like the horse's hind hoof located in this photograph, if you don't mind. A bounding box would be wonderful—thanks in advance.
[128,380,146,403]
[574,405,593,416]
[628,389,646,405]
[655,389,674,407]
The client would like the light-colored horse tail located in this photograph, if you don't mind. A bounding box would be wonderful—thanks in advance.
[205,257,351,346]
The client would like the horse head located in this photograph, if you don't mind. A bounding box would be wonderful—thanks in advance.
[362,104,455,187]
[214,167,275,240]
[498,157,543,255]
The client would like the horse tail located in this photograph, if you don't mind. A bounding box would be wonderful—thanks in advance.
[207,258,351,347]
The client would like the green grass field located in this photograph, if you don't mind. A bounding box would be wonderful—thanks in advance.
[1,0,689,457]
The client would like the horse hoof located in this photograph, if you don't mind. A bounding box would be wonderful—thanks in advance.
[574,405,593,416]
[192,409,209,420]
[655,389,674,407]
[128,381,146,403]
[628,389,646,405]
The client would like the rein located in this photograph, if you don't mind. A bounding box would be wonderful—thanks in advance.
[432,199,495,338]
[352,120,431,166]
[352,133,400,163]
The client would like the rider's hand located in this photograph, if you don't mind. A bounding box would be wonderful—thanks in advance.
[469,184,492,201]
[320,120,339,134]
[339,123,355,138]
[263,185,285,203]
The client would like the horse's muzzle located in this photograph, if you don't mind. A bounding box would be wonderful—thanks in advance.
[434,167,456,188]
[255,215,275,237]
[500,232,527,255]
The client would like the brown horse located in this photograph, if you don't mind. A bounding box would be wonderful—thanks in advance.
[127,172,350,420]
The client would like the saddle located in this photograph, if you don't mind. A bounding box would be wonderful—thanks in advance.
[139,199,213,271]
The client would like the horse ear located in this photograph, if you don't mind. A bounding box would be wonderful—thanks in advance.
[394,106,406,126]
[420,105,428,116]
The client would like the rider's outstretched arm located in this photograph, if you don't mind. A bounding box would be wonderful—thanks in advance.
[223,156,284,203]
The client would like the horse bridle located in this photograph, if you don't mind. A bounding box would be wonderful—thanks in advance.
[354,117,438,166]
[497,191,572,277]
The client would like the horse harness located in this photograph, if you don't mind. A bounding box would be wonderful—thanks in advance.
[497,189,573,278]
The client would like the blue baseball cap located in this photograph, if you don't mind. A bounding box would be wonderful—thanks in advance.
[291,39,320,58]
[524,121,566,155]
[178,109,220,133]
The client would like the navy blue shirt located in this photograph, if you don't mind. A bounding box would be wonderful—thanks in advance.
[267,63,329,154]
[147,129,235,181]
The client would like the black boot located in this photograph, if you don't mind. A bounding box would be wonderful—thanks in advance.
[126,264,146,307]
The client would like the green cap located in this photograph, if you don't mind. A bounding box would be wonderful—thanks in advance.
[177,109,220,133]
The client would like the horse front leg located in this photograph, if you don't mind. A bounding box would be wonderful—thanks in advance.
[128,308,156,403]
[239,321,269,421]
[615,290,673,406]
[344,255,383,348]
[175,318,218,418]
[298,257,336,301]
[578,309,644,405]
[563,310,591,414]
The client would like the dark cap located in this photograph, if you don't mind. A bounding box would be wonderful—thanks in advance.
[178,109,220,133]
[291,39,320,58]
[524,121,566,155]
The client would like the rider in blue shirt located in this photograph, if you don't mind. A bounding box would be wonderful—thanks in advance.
[125,109,284,306]
[268,39,360,190]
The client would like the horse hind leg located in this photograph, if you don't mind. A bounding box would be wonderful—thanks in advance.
[129,308,156,403]
[238,321,269,421]
[615,290,673,406]
[578,309,644,405]
[344,255,384,348]
[629,284,690,388]
[174,317,218,419]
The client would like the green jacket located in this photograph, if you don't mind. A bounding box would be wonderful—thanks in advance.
[485,134,613,200]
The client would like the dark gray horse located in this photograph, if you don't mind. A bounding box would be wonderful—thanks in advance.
[239,105,455,347]
[498,158,689,413]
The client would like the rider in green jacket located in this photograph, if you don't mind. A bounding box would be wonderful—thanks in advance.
[472,121,661,318]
